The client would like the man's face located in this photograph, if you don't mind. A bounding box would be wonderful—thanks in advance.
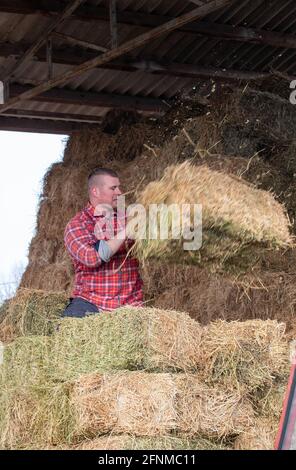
[93,175,122,209]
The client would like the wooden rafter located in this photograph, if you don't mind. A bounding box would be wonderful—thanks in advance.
[1,1,295,56]
[0,41,277,81]
[51,32,108,53]
[0,116,97,134]
[1,0,296,51]
[1,108,103,123]
[0,0,232,114]
[9,84,168,114]
[109,0,118,49]
[2,0,87,82]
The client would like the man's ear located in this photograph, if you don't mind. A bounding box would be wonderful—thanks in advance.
[91,186,99,198]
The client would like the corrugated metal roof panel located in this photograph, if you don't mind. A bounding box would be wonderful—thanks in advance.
[1,0,296,132]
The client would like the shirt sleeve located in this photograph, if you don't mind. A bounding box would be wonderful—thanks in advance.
[97,240,112,263]
[64,221,102,268]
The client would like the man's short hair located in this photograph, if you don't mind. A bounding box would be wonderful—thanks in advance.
[88,168,118,189]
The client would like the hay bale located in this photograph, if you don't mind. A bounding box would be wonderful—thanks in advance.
[234,418,278,450]
[132,162,292,269]
[71,372,177,438]
[0,288,68,343]
[50,307,203,380]
[0,313,288,449]
[253,381,287,421]
[200,320,289,391]
[70,371,254,439]
[1,335,52,387]
[0,336,73,449]
[142,261,296,328]
[175,375,254,437]
[74,435,230,450]
[0,383,72,450]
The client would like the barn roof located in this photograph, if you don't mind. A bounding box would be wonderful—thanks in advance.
[0,0,295,133]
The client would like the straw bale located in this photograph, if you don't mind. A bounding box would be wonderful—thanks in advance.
[71,372,177,438]
[50,308,203,380]
[200,320,289,390]
[70,372,254,439]
[234,418,278,450]
[175,375,254,438]
[0,313,288,449]
[0,390,38,449]
[0,288,68,343]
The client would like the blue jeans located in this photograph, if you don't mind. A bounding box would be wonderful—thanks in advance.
[62,297,100,318]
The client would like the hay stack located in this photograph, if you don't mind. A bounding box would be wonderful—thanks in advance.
[143,261,296,327]
[0,288,68,343]
[50,307,203,380]
[132,161,292,269]
[200,320,289,391]
[20,86,296,294]
[71,371,253,439]
[0,309,289,449]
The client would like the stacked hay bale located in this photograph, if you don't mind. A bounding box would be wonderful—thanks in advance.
[3,87,295,449]
[0,307,290,450]
[16,86,296,336]
[0,288,68,344]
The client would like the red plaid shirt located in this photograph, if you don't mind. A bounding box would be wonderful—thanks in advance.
[64,202,143,311]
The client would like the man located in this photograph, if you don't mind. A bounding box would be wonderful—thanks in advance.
[63,167,143,317]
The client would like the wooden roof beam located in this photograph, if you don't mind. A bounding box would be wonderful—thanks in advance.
[9,84,168,114]
[0,42,275,81]
[1,0,296,50]
[0,116,96,134]
[0,0,232,114]
[1,108,103,123]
